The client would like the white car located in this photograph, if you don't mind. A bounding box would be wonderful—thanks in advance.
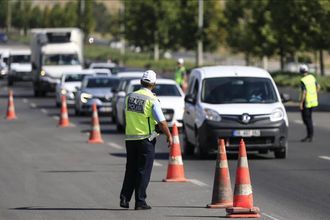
[55,69,95,107]
[7,49,32,86]
[183,65,289,158]
[115,78,185,131]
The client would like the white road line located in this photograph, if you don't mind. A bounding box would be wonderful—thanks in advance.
[319,156,330,160]
[153,160,162,167]
[22,98,28,103]
[261,212,280,220]
[293,119,303,124]
[41,108,48,114]
[52,116,59,120]
[30,103,37,108]
[190,179,208,187]
[107,142,123,150]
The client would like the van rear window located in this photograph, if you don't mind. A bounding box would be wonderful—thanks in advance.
[202,77,278,104]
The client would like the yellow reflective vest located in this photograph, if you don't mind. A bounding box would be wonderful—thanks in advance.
[175,66,186,86]
[301,74,318,108]
[125,88,157,140]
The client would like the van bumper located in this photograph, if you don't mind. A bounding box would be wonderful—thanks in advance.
[197,119,288,154]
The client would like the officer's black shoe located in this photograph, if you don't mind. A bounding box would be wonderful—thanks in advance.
[301,137,312,142]
[134,204,152,210]
[120,197,129,208]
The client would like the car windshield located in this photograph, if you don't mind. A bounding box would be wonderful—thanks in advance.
[64,74,86,82]
[12,55,30,63]
[86,78,119,89]
[132,84,181,97]
[202,77,278,104]
[43,54,80,65]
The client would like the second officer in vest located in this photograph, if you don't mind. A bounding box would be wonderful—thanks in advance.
[299,64,320,142]
[120,70,173,210]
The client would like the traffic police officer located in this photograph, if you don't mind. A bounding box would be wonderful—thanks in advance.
[120,70,173,210]
[299,64,320,142]
[174,58,187,91]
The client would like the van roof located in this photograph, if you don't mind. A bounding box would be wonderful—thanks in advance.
[193,65,271,79]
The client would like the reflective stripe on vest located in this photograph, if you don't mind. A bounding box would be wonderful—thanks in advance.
[125,89,157,140]
[301,75,318,108]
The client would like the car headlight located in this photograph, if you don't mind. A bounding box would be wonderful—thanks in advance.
[204,108,221,121]
[61,89,67,95]
[40,69,46,76]
[80,92,92,103]
[270,108,284,122]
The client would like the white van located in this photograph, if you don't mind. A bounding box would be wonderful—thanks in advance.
[183,66,289,159]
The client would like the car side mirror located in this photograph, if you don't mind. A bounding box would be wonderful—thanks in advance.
[184,94,196,104]
[117,91,126,97]
[280,93,290,103]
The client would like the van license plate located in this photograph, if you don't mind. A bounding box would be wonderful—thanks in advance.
[233,129,260,137]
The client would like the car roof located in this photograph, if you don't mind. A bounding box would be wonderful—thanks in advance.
[62,69,95,75]
[89,62,117,68]
[193,65,271,79]
[9,49,31,55]
[85,75,119,80]
[116,71,144,78]
[129,78,177,85]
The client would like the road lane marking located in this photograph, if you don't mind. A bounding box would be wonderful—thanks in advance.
[41,108,48,114]
[22,98,28,103]
[190,179,208,187]
[261,212,280,220]
[319,156,330,160]
[52,116,59,120]
[294,119,303,124]
[107,142,123,149]
[30,103,37,108]
[153,160,162,167]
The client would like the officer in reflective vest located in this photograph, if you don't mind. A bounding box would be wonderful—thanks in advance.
[299,64,320,142]
[174,58,187,91]
[120,70,173,210]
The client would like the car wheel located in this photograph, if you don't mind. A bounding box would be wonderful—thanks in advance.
[258,149,268,154]
[194,133,208,159]
[183,129,194,156]
[7,78,13,86]
[274,148,286,159]
[75,107,81,116]
[116,122,124,132]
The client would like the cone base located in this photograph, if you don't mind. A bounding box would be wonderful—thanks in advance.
[206,202,233,208]
[226,213,260,218]
[88,139,104,144]
[58,123,72,128]
[226,206,260,218]
[6,116,17,120]
[162,178,189,182]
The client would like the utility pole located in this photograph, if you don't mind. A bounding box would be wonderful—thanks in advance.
[196,0,203,66]
[6,0,12,34]
[120,0,125,57]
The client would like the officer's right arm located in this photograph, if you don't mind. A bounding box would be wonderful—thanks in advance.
[152,100,173,147]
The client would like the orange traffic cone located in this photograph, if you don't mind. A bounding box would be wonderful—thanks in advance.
[206,139,233,208]
[226,139,260,218]
[58,95,70,127]
[6,89,17,120]
[163,122,189,182]
[88,103,104,144]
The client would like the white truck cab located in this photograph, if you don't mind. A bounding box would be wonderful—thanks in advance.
[30,28,83,96]
[183,66,289,159]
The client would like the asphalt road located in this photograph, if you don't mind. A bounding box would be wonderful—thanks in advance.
[0,81,330,220]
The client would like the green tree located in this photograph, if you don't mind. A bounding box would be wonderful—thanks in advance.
[0,0,7,28]
[62,1,78,27]
[29,6,43,28]
[93,2,112,35]
[49,3,64,27]
[12,1,32,35]
[77,0,94,35]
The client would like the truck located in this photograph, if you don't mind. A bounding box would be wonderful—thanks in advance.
[30,28,84,96]
[7,49,32,85]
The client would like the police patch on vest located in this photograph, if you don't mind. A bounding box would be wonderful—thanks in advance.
[127,96,145,113]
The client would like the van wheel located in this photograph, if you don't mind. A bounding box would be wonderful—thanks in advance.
[274,148,286,159]
[183,130,194,156]
[7,78,13,86]
[194,134,208,159]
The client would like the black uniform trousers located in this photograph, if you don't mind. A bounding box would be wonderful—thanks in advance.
[301,107,314,138]
[120,138,156,206]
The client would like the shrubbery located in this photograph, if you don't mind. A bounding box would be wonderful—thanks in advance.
[271,71,330,92]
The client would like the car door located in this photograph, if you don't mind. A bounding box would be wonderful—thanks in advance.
[183,77,199,144]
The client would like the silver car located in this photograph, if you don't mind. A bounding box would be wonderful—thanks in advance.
[74,75,119,115]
